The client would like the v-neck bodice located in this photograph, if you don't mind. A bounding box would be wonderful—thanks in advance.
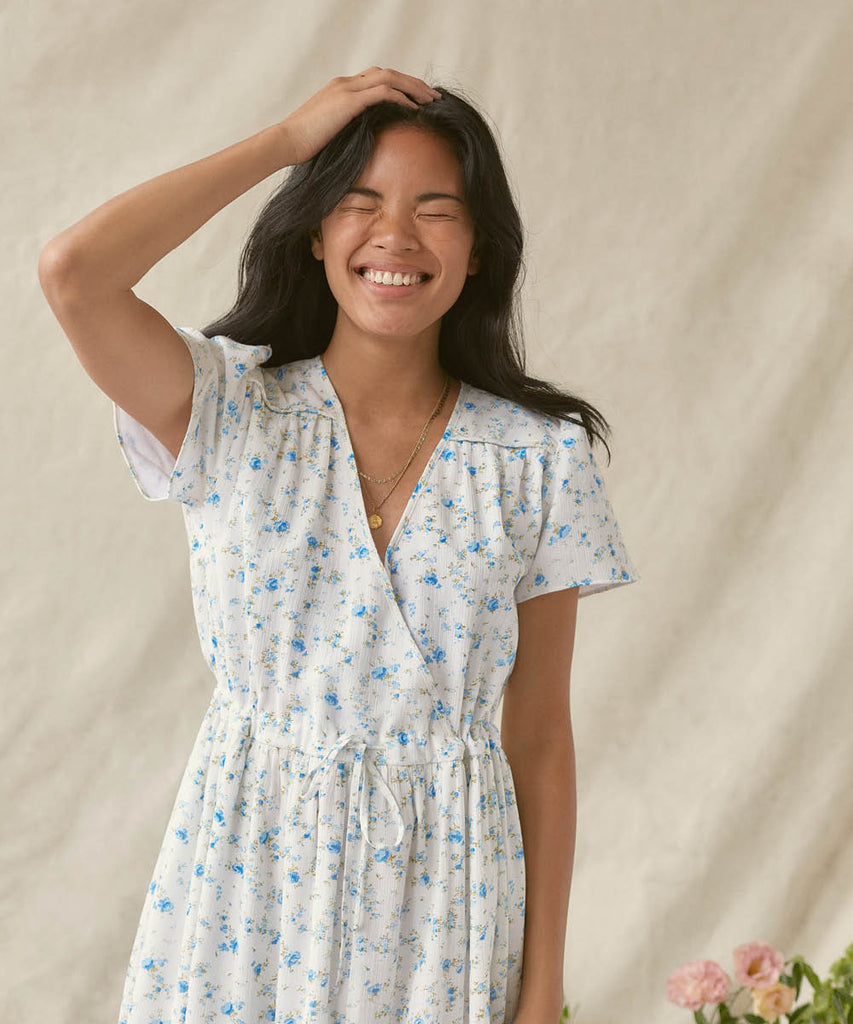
[113,331,639,745]
[113,330,638,740]
[311,355,467,576]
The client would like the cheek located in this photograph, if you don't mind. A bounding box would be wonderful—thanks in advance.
[432,229,476,265]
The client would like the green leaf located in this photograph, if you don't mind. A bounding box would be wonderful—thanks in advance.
[802,964,823,992]
[744,1015,767,1023]
[789,1006,813,1024]
[793,963,805,998]
[719,1003,737,1024]
[694,1011,709,1024]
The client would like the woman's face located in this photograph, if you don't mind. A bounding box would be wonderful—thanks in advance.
[311,125,479,347]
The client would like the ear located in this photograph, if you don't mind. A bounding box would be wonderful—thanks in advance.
[310,227,324,261]
[468,246,480,275]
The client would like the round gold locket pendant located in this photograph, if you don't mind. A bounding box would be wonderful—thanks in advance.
[367,513,383,530]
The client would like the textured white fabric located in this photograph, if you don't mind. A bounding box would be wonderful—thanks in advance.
[110,327,637,1022]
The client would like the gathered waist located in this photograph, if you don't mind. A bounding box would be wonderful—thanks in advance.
[206,688,506,769]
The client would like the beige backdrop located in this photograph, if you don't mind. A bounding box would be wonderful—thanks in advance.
[5,1,852,1021]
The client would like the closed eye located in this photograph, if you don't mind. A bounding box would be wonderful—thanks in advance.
[345,208,452,217]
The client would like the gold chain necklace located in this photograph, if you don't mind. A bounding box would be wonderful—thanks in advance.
[359,374,452,530]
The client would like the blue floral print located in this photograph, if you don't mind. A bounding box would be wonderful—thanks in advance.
[111,326,639,1023]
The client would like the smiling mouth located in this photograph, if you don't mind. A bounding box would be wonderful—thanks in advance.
[355,267,433,288]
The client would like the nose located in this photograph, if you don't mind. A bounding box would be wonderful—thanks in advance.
[370,206,419,251]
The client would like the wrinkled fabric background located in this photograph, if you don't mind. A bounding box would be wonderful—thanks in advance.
[4,1,852,1020]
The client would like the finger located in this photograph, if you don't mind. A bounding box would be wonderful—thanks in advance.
[352,66,439,103]
[359,83,420,110]
[387,68,442,101]
[383,68,442,103]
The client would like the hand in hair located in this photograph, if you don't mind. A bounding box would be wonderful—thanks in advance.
[277,67,441,167]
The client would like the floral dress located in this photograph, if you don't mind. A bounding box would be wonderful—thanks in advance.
[112,326,640,1024]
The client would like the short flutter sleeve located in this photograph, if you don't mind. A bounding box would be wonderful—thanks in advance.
[513,417,641,602]
[112,326,271,507]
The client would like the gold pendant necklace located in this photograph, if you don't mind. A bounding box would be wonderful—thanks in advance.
[362,374,452,530]
[319,355,453,532]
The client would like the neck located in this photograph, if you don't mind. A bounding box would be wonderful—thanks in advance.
[320,319,452,424]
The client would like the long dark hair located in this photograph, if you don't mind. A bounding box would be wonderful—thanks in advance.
[203,84,613,459]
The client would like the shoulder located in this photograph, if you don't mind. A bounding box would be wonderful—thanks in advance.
[246,354,340,421]
[176,330,333,416]
[449,380,587,453]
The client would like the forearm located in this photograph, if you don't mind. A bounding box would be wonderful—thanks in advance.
[506,734,576,1018]
[39,122,295,294]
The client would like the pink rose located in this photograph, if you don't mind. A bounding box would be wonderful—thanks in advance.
[666,960,732,1010]
[752,982,796,1022]
[732,941,786,988]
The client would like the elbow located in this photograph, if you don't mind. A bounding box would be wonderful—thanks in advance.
[38,241,79,300]
[38,240,100,307]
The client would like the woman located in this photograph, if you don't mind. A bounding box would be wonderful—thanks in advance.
[39,67,639,1024]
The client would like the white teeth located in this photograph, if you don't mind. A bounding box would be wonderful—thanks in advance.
[360,268,425,286]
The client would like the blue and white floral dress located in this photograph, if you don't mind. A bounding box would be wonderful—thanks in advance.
[112,326,639,1024]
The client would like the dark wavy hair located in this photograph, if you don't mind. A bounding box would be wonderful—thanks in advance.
[203,83,612,459]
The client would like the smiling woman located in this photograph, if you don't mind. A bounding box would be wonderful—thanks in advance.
[38,66,640,1024]
[308,125,480,361]
[200,79,612,456]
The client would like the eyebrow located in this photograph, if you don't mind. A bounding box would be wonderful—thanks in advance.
[343,186,464,204]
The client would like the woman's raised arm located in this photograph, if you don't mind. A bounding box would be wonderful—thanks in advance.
[36,67,440,461]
